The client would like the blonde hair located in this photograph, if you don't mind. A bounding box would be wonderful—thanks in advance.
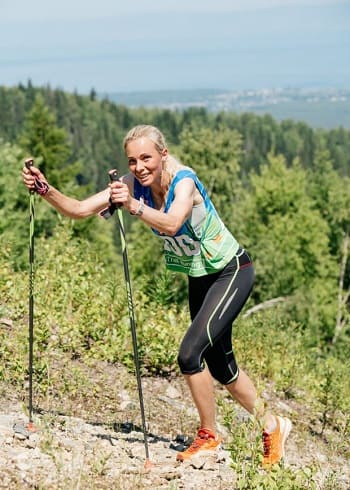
[123,125,167,154]
[123,125,186,190]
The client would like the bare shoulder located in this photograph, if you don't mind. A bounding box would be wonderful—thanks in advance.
[167,155,193,175]
[167,157,202,204]
[172,171,204,206]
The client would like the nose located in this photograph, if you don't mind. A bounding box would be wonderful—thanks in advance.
[135,159,145,173]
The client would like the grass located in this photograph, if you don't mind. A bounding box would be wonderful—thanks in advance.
[1,228,349,488]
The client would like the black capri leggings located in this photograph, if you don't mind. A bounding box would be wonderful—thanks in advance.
[177,248,254,385]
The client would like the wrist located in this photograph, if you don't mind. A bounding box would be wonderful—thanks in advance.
[129,197,145,216]
[34,177,49,196]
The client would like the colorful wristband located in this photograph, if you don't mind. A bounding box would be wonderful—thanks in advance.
[33,176,49,196]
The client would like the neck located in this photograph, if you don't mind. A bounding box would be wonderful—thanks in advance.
[150,184,166,210]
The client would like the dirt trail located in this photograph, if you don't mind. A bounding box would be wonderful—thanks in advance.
[0,360,348,489]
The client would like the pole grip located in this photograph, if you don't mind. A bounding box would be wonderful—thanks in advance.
[24,158,49,195]
[25,159,35,194]
[25,158,34,170]
[99,169,119,219]
[108,169,119,182]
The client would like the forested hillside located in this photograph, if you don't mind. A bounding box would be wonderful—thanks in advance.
[0,83,349,489]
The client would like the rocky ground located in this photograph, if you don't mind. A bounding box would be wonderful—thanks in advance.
[0,359,349,489]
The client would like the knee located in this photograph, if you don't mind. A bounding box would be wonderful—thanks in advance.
[177,348,202,375]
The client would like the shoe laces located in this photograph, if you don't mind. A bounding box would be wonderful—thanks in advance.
[262,430,272,456]
[186,429,216,454]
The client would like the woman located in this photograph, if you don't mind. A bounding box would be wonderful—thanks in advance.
[22,124,291,466]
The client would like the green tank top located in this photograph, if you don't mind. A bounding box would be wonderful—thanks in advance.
[134,169,239,277]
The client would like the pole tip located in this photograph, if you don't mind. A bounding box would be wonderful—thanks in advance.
[27,421,37,432]
[143,458,155,471]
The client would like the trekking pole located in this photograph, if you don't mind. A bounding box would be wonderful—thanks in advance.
[23,158,49,431]
[102,169,152,469]
[24,158,35,429]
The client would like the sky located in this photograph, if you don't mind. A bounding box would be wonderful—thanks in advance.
[0,0,349,95]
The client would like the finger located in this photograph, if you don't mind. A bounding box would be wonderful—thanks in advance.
[23,166,40,176]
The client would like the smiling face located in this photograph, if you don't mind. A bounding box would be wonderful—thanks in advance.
[126,137,167,187]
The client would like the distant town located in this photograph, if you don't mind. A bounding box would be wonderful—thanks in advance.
[105,87,350,129]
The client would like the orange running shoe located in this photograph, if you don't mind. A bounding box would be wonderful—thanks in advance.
[262,416,292,467]
[176,428,221,462]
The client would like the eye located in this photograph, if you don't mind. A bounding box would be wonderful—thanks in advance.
[128,158,136,167]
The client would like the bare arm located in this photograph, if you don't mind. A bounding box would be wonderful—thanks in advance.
[22,164,110,219]
[43,186,110,218]
[110,177,196,235]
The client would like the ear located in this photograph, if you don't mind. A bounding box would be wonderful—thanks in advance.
[161,148,168,160]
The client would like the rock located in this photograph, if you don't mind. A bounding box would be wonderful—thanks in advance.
[165,385,181,399]
[0,360,349,490]
[120,400,137,410]
[0,318,13,328]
